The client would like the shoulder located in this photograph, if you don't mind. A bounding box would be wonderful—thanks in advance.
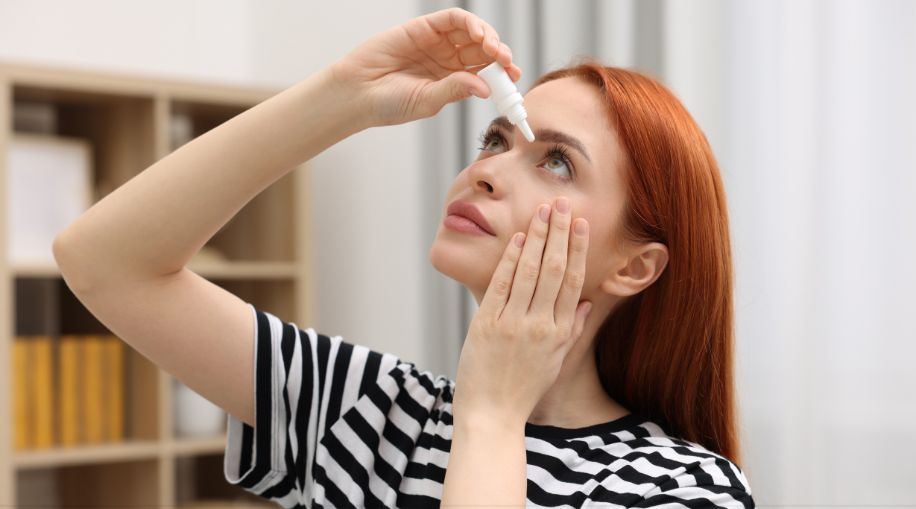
[592,419,754,507]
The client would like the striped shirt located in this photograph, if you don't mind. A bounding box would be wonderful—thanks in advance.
[224,304,755,508]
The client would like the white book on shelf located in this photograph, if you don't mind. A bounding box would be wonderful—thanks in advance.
[7,133,92,265]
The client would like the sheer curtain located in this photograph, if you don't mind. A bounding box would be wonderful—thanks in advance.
[723,0,916,504]
[419,0,916,504]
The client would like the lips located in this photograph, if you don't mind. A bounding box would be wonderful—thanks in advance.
[446,200,495,235]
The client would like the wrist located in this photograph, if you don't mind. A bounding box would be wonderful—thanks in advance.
[452,407,527,436]
[305,63,372,135]
[321,60,375,132]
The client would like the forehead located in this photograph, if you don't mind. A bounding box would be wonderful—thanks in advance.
[521,77,622,173]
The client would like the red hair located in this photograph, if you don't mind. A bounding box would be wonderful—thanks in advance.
[532,60,741,466]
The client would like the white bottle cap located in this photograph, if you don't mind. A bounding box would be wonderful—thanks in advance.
[478,62,535,142]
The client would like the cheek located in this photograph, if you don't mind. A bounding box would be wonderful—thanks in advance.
[580,224,604,277]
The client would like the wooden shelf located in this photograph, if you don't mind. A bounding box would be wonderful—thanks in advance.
[11,261,299,279]
[13,434,232,469]
[169,434,230,457]
[0,60,314,508]
[13,439,162,469]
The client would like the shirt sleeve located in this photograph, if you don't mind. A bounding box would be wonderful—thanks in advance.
[630,454,755,509]
[222,303,405,507]
[631,485,755,508]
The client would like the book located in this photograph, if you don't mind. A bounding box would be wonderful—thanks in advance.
[12,338,30,450]
[32,335,54,448]
[82,335,104,444]
[102,335,125,442]
[58,335,82,446]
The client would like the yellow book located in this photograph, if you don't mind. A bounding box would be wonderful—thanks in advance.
[103,335,125,442]
[12,337,31,450]
[32,336,55,448]
[83,335,104,444]
[58,335,82,446]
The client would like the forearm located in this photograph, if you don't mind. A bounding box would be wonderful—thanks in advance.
[441,414,527,508]
[54,65,365,290]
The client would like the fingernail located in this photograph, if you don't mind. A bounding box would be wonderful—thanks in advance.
[468,88,479,98]
[575,219,588,236]
[556,197,570,214]
[539,204,550,222]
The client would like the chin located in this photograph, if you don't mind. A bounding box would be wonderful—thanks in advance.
[428,232,495,295]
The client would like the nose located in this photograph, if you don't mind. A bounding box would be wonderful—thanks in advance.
[466,159,499,194]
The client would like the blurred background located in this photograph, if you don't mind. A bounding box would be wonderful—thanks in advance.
[1,0,914,507]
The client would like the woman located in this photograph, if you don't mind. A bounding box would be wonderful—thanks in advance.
[53,7,754,508]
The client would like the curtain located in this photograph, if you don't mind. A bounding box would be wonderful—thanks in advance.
[723,0,916,504]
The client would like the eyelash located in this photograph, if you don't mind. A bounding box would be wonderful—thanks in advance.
[475,126,577,182]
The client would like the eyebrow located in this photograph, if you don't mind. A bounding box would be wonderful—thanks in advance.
[488,116,592,164]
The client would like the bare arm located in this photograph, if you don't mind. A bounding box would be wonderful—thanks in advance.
[55,65,364,289]
[441,415,527,508]
[52,6,518,435]
[52,66,365,427]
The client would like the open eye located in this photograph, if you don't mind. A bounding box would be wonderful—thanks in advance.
[477,127,507,153]
[543,146,574,180]
[476,126,577,182]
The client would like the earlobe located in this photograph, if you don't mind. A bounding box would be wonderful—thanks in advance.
[600,242,669,297]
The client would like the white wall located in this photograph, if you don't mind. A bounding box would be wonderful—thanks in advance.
[0,0,254,84]
[0,0,432,368]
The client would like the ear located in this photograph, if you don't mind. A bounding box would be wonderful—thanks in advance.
[600,242,669,297]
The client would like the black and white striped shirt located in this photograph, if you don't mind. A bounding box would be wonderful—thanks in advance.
[224,305,754,508]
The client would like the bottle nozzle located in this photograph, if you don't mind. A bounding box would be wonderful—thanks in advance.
[518,119,535,142]
[478,61,536,143]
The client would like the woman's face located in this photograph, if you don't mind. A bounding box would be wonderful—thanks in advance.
[430,76,631,305]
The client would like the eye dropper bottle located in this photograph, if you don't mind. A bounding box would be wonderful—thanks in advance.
[477,61,535,142]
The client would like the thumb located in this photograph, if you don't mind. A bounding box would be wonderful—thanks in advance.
[421,71,489,111]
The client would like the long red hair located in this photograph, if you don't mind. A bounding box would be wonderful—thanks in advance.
[532,60,741,466]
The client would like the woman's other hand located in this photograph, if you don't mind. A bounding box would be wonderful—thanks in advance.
[452,197,594,427]
[328,7,522,128]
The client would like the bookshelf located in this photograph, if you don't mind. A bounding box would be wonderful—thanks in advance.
[0,61,314,508]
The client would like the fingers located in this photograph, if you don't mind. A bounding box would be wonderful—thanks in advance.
[506,63,523,82]
[477,197,590,334]
[424,8,494,48]
[503,202,552,317]
[457,41,513,69]
[554,212,590,339]
[495,42,513,68]
[478,231,527,320]
[424,8,515,72]
[529,197,572,316]
[456,43,489,67]
[445,29,473,46]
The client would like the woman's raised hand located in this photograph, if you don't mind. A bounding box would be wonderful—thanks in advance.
[451,197,593,426]
[328,8,522,128]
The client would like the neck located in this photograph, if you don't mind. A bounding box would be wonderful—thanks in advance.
[527,303,629,428]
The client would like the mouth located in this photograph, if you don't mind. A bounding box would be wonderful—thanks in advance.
[443,214,494,236]
[445,200,496,236]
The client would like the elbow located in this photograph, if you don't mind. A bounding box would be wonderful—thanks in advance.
[53,230,102,295]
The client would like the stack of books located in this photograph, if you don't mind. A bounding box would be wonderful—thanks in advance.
[12,334,125,449]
